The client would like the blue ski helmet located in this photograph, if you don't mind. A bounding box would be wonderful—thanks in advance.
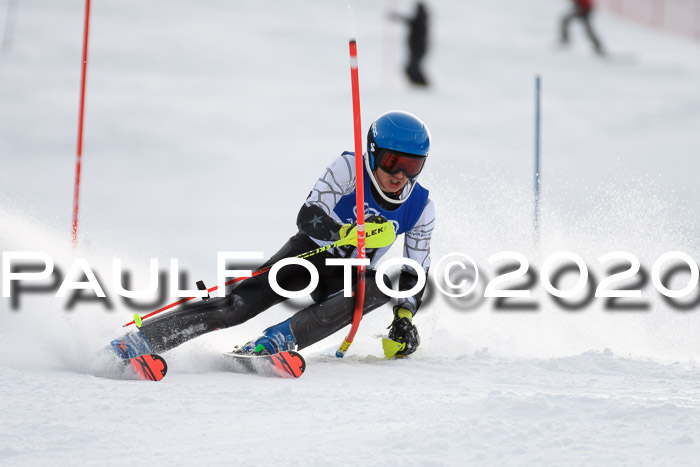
[366,110,430,173]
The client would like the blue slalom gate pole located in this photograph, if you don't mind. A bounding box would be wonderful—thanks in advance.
[534,75,541,243]
[2,0,19,50]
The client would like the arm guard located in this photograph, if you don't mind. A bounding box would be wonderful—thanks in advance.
[297,202,343,241]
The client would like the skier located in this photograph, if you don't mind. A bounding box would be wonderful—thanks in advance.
[110,110,435,359]
[560,0,605,56]
[390,2,430,86]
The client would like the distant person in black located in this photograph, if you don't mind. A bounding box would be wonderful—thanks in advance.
[390,2,429,86]
[560,0,605,56]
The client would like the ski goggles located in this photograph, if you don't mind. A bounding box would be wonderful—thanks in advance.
[374,149,426,178]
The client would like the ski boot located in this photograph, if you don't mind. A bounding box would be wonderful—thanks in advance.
[236,319,296,356]
[109,330,154,360]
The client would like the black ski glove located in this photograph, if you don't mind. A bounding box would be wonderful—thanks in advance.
[388,306,420,356]
[365,214,388,224]
[340,215,388,238]
[339,214,390,247]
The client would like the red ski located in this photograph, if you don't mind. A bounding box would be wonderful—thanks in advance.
[128,354,168,382]
[222,351,306,379]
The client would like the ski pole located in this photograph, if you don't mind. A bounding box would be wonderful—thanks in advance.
[123,221,395,327]
[336,39,366,358]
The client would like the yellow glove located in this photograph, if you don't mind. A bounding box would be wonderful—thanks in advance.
[338,222,357,241]
[382,307,418,358]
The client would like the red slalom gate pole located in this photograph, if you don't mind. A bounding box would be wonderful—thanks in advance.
[72,0,91,249]
[336,39,367,358]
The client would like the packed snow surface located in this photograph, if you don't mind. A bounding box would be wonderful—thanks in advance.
[2,0,700,464]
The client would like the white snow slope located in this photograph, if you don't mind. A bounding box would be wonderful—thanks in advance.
[2,0,700,465]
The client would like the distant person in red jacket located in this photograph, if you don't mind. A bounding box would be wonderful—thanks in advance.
[560,0,605,56]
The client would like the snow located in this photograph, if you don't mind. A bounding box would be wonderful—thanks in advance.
[2,0,700,464]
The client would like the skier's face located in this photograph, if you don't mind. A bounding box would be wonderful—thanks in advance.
[374,167,408,193]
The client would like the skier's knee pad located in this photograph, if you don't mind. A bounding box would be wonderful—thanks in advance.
[214,277,269,326]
